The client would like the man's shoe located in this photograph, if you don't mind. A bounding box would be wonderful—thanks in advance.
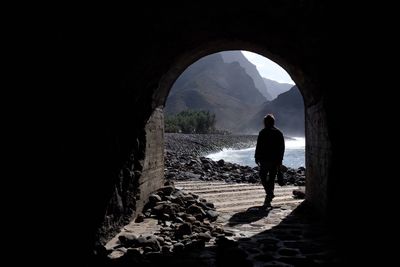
[263,198,272,207]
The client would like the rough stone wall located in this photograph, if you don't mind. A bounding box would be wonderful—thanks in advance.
[136,107,165,213]
[95,108,165,244]
[97,151,141,244]
[305,101,332,215]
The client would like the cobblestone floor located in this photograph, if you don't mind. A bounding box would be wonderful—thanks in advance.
[104,181,341,266]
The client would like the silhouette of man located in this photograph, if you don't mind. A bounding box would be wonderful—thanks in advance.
[255,114,285,207]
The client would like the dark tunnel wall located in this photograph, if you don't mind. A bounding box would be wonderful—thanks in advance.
[55,2,339,261]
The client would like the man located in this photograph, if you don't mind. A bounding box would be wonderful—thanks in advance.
[255,114,285,207]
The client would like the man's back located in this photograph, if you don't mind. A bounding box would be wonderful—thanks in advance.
[255,126,285,163]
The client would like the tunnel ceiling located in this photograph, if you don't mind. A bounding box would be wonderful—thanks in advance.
[55,2,339,262]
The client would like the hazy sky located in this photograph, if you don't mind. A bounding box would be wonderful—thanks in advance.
[242,51,295,84]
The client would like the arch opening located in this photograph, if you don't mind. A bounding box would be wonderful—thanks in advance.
[163,49,306,213]
[154,41,332,217]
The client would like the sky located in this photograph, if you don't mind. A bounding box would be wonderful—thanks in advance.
[242,51,295,84]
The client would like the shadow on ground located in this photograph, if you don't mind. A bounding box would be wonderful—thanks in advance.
[94,202,341,266]
[228,206,272,227]
[233,202,342,266]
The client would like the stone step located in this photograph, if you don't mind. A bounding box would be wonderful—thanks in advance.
[175,182,298,190]
[213,195,297,208]
[217,199,304,212]
[180,186,298,195]
[175,181,303,213]
[202,190,295,201]
[176,183,263,190]
[194,186,297,195]
[174,181,229,186]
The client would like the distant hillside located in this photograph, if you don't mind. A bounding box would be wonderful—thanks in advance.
[221,51,273,100]
[165,53,266,132]
[242,86,304,136]
[262,78,293,100]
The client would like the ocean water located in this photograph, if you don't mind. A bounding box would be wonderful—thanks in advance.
[206,137,305,168]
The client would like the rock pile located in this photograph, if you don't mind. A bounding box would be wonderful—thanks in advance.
[165,151,306,186]
[165,133,257,156]
[106,182,236,262]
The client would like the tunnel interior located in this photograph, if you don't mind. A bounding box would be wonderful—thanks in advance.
[56,2,340,262]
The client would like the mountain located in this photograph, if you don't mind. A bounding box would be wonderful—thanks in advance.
[262,78,294,100]
[221,51,273,100]
[165,53,267,132]
[242,86,304,136]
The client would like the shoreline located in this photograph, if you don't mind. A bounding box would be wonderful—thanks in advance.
[164,133,306,186]
[165,133,303,157]
[165,133,258,157]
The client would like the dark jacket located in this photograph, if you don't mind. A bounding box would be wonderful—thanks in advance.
[255,126,285,164]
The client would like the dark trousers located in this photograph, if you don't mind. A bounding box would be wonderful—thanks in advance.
[259,161,278,202]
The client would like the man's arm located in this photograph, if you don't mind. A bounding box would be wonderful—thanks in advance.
[255,133,261,165]
[279,132,285,165]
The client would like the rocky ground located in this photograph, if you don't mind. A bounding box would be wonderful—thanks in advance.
[102,181,228,266]
[165,133,259,156]
[99,134,340,266]
[165,133,306,187]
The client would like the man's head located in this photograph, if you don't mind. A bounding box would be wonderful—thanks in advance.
[264,114,275,128]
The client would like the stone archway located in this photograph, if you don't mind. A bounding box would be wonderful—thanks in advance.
[56,3,338,259]
[97,28,334,247]
[153,40,331,216]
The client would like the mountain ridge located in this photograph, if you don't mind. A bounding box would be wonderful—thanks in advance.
[165,53,266,131]
[262,78,293,100]
[221,51,273,100]
[241,86,304,136]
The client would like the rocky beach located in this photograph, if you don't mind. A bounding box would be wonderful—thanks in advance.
[165,133,306,187]
[101,134,339,266]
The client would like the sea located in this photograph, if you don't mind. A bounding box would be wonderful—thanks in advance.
[206,137,305,168]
